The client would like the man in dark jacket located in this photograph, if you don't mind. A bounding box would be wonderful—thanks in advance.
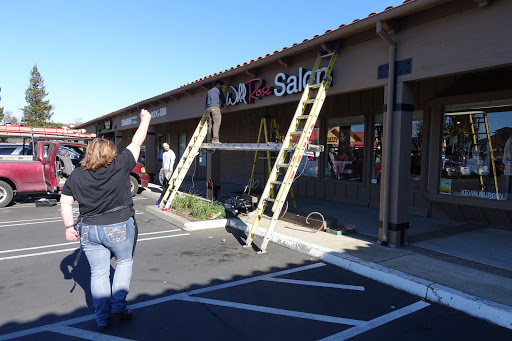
[205,80,226,143]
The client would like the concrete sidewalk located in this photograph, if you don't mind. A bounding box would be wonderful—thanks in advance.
[141,182,512,330]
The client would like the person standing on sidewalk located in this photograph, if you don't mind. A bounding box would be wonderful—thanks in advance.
[159,142,176,189]
[205,80,226,143]
[60,109,151,332]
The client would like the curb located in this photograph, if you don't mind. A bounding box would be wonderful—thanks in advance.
[145,205,230,231]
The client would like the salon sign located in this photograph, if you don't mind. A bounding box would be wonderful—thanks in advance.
[226,67,330,106]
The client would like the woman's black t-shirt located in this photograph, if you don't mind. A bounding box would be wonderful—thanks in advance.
[62,149,136,225]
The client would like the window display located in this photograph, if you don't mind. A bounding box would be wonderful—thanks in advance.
[440,101,512,200]
[324,116,364,181]
[372,111,423,187]
[297,127,320,177]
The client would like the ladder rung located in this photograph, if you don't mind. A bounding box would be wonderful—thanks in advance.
[277,163,289,168]
[297,115,309,120]
[308,84,322,89]
[304,99,316,104]
[320,52,335,59]
[290,131,303,135]
[270,181,282,185]
[265,198,276,202]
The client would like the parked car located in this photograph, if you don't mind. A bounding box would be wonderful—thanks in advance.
[442,160,461,178]
[0,140,149,207]
[459,162,470,178]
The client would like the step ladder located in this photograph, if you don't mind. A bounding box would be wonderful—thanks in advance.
[468,112,499,197]
[244,47,340,253]
[248,116,297,209]
[159,110,209,210]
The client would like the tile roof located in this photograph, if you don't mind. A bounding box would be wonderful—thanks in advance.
[84,0,417,125]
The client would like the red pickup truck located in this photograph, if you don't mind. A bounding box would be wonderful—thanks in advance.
[0,140,149,207]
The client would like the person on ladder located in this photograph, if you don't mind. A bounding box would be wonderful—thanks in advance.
[205,80,226,143]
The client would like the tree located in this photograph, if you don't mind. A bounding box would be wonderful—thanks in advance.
[72,116,83,125]
[2,110,19,125]
[22,65,54,127]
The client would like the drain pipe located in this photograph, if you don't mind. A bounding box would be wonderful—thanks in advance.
[377,20,396,245]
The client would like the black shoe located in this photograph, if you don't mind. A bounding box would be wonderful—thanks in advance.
[97,322,110,332]
[111,308,133,320]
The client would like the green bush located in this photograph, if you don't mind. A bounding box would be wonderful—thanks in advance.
[169,192,226,221]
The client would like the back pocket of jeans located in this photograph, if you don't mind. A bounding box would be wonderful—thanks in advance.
[104,224,127,243]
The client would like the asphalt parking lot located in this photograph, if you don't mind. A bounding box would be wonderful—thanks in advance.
[0,195,510,340]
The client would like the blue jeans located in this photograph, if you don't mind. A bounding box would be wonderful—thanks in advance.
[80,217,135,326]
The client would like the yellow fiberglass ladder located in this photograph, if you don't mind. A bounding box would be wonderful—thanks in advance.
[248,116,297,209]
[244,46,340,253]
[468,112,499,197]
[159,110,209,210]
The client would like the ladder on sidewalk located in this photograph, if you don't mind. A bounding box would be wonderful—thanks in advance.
[468,112,499,196]
[244,47,340,253]
[159,110,209,210]
[248,117,297,208]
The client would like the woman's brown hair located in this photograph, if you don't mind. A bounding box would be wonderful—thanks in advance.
[81,139,117,171]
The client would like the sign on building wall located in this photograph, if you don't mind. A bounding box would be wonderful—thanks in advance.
[151,107,167,118]
[121,116,138,127]
[225,67,329,106]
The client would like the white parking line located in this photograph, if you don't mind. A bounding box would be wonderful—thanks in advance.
[0,247,80,261]
[319,301,431,340]
[129,263,327,309]
[0,216,78,225]
[0,232,189,261]
[48,325,134,341]
[179,295,365,326]
[0,212,143,228]
[263,277,365,291]
[0,230,183,254]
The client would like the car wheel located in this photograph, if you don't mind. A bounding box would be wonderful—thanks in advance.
[0,180,14,208]
[129,175,138,197]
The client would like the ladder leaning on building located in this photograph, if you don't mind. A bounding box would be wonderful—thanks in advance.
[158,43,340,253]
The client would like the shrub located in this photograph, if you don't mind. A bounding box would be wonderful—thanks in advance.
[169,192,226,221]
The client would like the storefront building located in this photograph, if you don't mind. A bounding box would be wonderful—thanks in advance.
[80,0,512,245]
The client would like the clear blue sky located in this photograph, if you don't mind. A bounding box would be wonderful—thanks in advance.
[0,0,405,124]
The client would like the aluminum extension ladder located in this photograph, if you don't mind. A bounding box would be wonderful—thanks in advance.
[248,116,297,209]
[244,47,340,253]
[158,110,209,210]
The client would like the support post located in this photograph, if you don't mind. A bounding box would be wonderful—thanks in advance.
[379,81,414,246]
[146,128,156,181]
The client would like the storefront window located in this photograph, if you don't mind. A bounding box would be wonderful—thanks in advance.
[325,116,364,181]
[440,100,512,200]
[178,133,186,159]
[297,126,320,177]
[410,111,424,189]
[372,114,383,184]
[372,111,424,187]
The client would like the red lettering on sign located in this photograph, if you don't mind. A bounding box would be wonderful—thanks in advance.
[246,78,272,104]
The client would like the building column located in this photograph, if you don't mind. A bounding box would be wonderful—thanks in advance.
[145,126,156,182]
[379,81,414,246]
[115,133,123,151]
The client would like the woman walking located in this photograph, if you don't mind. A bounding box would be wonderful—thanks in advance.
[60,109,151,331]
